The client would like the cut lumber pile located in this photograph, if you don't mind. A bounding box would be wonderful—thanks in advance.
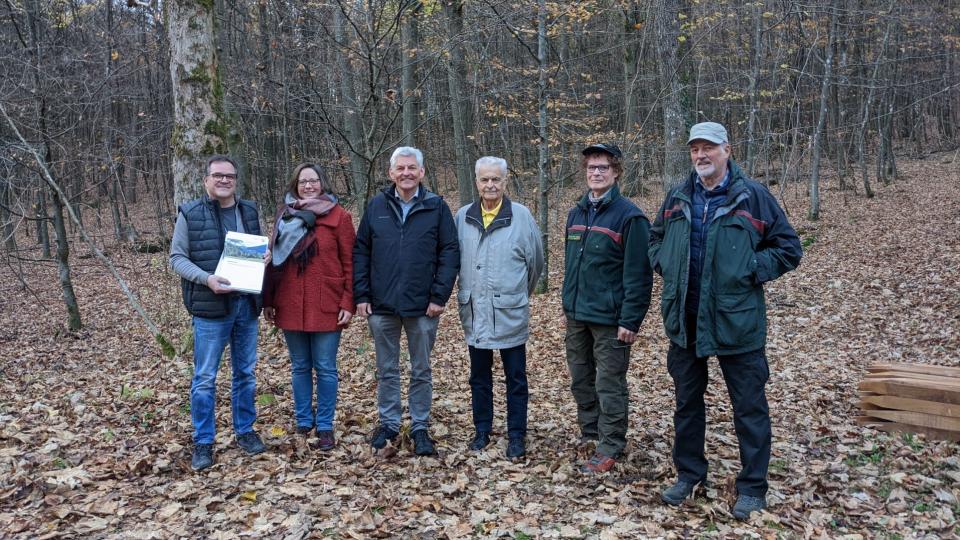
[857,362,960,442]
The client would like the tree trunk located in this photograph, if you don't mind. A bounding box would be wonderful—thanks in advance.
[620,1,645,195]
[36,187,51,258]
[857,7,893,199]
[655,0,688,189]
[50,182,82,332]
[808,3,837,221]
[167,0,232,208]
[745,0,763,177]
[1,178,17,252]
[333,4,371,204]
[401,1,422,148]
[443,0,476,206]
[535,0,550,294]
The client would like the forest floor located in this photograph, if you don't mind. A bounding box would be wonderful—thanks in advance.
[1,154,959,539]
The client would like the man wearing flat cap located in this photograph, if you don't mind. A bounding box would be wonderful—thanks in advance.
[562,143,653,473]
[649,122,802,519]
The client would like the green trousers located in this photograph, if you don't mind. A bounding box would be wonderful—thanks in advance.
[565,318,631,458]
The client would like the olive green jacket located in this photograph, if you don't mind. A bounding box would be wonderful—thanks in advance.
[649,161,802,356]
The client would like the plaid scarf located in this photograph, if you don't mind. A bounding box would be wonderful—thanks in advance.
[270,192,338,274]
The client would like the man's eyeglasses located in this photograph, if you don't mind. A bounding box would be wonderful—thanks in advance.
[209,172,237,181]
[586,165,610,173]
[298,179,322,186]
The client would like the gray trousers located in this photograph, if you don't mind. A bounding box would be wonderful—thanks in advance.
[565,318,631,458]
[368,314,439,433]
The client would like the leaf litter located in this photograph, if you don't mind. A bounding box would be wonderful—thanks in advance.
[1,155,958,538]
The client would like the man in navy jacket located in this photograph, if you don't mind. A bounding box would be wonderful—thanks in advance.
[353,146,460,456]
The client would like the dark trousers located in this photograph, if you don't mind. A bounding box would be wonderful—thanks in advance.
[565,318,631,458]
[667,316,771,497]
[468,344,528,440]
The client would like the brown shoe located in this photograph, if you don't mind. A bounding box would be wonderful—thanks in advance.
[581,452,616,473]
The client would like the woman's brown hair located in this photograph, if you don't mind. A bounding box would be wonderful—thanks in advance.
[286,163,333,198]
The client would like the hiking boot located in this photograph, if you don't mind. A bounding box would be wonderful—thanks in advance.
[412,429,436,456]
[506,437,526,459]
[469,431,490,451]
[191,443,214,470]
[236,432,266,455]
[660,480,697,506]
[732,494,767,520]
[370,425,398,450]
[316,430,336,451]
[295,425,313,435]
[581,452,616,473]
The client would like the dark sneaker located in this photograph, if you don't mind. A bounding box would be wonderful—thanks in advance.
[236,432,266,455]
[412,429,436,456]
[506,438,526,459]
[581,452,616,473]
[191,443,214,470]
[579,434,598,445]
[370,425,398,450]
[296,425,313,435]
[732,494,766,520]
[468,431,490,451]
[316,430,336,451]
[660,480,697,506]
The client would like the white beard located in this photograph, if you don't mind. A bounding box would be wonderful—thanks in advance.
[695,162,717,178]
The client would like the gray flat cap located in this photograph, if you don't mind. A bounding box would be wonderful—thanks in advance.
[687,122,729,144]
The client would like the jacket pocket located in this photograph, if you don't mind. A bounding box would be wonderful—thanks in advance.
[660,289,682,338]
[492,292,529,337]
[715,291,760,347]
[714,220,757,293]
[457,289,473,334]
[320,277,346,313]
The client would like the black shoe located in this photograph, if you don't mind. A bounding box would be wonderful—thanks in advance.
[236,432,266,455]
[412,429,436,456]
[191,443,214,470]
[469,431,491,451]
[370,425,398,450]
[732,494,767,520]
[295,425,313,435]
[660,480,697,506]
[506,438,526,459]
[316,430,336,451]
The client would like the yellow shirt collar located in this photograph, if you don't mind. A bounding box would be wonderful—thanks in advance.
[481,199,503,228]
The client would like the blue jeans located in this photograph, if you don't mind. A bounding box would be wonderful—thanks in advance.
[191,296,259,444]
[283,330,342,430]
[469,344,528,439]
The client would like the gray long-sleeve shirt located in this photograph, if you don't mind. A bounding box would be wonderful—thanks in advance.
[169,204,246,285]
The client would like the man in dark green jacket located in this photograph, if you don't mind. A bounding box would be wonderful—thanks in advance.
[562,143,653,473]
[650,122,802,520]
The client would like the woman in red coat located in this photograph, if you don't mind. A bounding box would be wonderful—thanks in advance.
[263,163,354,450]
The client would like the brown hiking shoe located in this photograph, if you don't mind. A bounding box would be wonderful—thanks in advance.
[581,452,616,473]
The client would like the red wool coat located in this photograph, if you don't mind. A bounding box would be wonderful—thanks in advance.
[263,205,355,332]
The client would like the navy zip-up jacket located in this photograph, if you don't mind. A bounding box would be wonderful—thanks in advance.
[353,184,460,317]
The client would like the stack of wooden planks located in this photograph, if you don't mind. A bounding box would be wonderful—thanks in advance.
[857,362,960,442]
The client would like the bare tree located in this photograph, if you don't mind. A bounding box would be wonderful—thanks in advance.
[444,0,477,206]
[655,0,689,189]
[167,0,233,208]
[536,0,550,293]
[809,2,838,220]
